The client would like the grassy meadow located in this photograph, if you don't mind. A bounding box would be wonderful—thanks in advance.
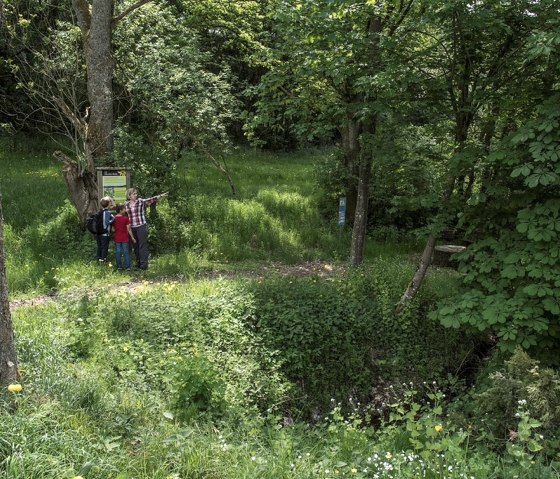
[1,136,560,478]
[1,139,346,295]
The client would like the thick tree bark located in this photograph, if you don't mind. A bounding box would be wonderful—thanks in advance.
[339,119,361,224]
[86,0,114,157]
[74,0,114,159]
[349,147,373,266]
[0,195,19,387]
[64,0,114,220]
[54,151,100,224]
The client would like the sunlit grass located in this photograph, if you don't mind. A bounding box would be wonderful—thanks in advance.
[2,138,420,296]
[0,137,67,231]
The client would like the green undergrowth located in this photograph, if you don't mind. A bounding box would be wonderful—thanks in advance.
[2,268,559,478]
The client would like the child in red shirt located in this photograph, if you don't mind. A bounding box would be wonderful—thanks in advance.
[112,204,136,270]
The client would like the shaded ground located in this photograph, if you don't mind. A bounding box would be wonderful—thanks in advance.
[9,260,347,310]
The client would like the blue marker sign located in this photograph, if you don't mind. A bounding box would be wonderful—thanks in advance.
[338,196,346,226]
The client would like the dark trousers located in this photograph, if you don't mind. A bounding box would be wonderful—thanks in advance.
[96,235,110,260]
[132,224,149,269]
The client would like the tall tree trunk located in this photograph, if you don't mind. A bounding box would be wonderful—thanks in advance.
[349,145,373,266]
[61,0,114,222]
[85,0,114,158]
[348,14,382,266]
[339,119,361,224]
[0,195,19,387]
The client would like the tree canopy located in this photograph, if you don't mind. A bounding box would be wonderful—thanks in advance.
[0,0,559,355]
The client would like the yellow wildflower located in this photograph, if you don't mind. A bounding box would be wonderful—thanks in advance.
[351,468,357,473]
[435,424,443,433]
[7,384,22,393]
[385,452,392,460]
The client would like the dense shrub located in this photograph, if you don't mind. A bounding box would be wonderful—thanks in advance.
[56,265,477,422]
[452,349,560,458]
[63,284,291,423]
[248,262,477,415]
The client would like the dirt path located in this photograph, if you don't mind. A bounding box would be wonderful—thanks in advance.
[9,260,346,310]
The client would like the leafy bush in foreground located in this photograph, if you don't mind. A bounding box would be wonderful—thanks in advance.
[3,281,560,478]
[451,348,560,459]
[249,261,477,415]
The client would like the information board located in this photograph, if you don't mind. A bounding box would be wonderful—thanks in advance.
[96,168,131,205]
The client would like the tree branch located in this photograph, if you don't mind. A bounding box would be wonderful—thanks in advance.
[205,151,238,197]
[53,150,77,166]
[52,96,86,136]
[112,0,152,26]
[72,0,91,35]
[389,0,415,36]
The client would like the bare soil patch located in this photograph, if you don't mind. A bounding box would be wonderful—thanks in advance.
[9,260,347,310]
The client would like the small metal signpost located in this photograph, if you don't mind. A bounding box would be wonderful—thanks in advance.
[338,196,346,227]
[338,196,346,242]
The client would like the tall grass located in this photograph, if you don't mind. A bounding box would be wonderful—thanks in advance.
[2,279,558,479]
[0,136,66,231]
[1,138,417,295]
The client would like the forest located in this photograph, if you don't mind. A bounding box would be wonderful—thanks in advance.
[0,0,560,478]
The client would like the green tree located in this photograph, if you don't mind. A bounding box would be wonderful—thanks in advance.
[250,0,421,265]
[111,2,239,196]
[396,0,556,312]
[178,0,271,141]
[433,14,560,355]
[3,0,150,223]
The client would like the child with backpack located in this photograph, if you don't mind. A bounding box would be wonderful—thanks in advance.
[112,203,136,271]
[96,196,114,263]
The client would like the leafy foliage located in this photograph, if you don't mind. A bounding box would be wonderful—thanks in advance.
[3,284,560,478]
[248,263,476,414]
[452,349,560,458]
[111,4,238,194]
[433,95,560,356]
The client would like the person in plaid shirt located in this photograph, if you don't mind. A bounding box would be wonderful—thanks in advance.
[124,188,168,269]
